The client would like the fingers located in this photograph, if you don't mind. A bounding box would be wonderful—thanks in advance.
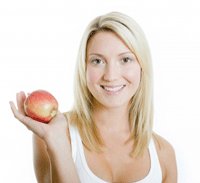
[9,101,46,138]
[10,101,30,126]
[16,91,26,115]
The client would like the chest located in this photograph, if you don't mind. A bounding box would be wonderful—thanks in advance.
[83,142,151,182]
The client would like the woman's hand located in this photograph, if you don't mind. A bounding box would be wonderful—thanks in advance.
[10,91,80,183]
[9,91,68,144]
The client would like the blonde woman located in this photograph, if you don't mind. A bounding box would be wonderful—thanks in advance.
[10,12,177,183]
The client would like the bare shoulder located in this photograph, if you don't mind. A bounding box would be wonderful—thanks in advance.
[153,133,175,156]
[63,111,72,142]
[153,133,177,183]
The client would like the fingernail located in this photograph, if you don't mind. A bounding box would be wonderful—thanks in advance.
[9,101,12,106]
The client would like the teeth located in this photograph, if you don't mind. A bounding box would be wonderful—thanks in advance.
[102,85,124,92]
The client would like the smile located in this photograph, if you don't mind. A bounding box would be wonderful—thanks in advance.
[100,85,125,93]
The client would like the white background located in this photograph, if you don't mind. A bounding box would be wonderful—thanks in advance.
[0,0,199,182]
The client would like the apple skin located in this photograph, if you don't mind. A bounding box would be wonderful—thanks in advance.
[24,90,58,123]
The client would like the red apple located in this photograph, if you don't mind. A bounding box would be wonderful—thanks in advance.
[24,90,58,123]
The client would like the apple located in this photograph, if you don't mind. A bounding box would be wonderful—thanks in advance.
[24,90,58,123]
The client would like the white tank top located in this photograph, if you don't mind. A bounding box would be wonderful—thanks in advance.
[69,125,162,183]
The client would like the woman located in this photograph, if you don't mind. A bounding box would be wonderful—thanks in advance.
[10,11,177,183]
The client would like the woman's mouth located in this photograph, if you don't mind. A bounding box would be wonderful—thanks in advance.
[100,85,126,93]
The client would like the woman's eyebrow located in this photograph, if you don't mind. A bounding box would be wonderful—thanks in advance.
[88,53,104,56]
[118,51,134,56]
[87,53,107,61]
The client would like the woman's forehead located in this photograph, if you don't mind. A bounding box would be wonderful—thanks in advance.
[87,31,131,56]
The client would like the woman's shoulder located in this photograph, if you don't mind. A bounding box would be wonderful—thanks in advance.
[152,133,177,182]
[63,111,79,144]
[63,111,76,126]
[153,133,175,155]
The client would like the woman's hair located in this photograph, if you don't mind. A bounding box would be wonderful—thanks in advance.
[68,11,154,157]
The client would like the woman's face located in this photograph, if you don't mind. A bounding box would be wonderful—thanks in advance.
[86,31,141,109]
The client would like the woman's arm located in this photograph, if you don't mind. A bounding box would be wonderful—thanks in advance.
[43,122,80,183]
[33,135,51,183]
[33,131,80,183]
[154,134,177,183]
[10,91,80,183]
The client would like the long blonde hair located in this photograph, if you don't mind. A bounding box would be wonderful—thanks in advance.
[68,11,154,157]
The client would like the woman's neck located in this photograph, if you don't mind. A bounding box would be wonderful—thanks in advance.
[92,104,130,134]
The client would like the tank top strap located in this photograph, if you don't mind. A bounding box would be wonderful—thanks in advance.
[68,124,78,162]
[148,138,163,181]
[70,125,109,183]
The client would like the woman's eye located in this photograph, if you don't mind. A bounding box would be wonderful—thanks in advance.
[91,58,103,65]
[121,57,133,63]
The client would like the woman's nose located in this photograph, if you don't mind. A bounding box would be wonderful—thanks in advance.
[103,62,120,81]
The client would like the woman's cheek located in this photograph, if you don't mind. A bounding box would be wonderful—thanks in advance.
[86,67,102,85]
[125,67,141,85]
